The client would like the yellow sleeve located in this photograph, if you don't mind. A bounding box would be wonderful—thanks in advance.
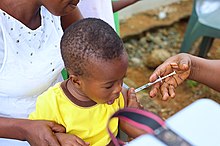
[29,90,56,120]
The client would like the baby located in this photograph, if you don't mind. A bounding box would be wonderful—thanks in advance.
[29,18,142,146]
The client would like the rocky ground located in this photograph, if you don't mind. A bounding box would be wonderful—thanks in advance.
[121,0,220,119]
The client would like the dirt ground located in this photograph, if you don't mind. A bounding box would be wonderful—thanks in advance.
[121,0,220,120]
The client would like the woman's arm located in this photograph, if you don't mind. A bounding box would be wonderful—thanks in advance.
[0,117,65,146]
[112,0,139,12]
[61,7,83,30]
[188,54,220,92]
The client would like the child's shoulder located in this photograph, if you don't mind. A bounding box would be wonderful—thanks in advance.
[38,82,63,100]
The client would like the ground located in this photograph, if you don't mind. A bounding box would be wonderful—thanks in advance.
[121,0,220,120]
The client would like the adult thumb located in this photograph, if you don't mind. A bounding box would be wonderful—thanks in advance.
[179,59,190,71]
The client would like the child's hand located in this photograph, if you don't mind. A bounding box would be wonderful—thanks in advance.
[127,88,143,109]
[55,133,90,146]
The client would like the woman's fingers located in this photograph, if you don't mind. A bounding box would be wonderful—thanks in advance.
[49,121,66,133]
[149,53,192,100]
[168,84,175,98]
[159,81,176,101]
[160,83,169,101]
[46,133,61,146]
[149,82,160,98]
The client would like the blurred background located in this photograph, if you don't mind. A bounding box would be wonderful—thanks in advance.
[118,0,220,120]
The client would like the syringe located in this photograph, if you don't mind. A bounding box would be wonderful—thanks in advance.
[135,71,176,93]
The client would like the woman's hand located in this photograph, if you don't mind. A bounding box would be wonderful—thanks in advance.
[149,53,192,101]
[23,120,65,146]
[55,133,90,146]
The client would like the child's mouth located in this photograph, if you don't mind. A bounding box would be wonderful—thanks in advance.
[107,99,115,105]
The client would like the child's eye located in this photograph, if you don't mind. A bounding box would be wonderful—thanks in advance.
[105,84,114,89]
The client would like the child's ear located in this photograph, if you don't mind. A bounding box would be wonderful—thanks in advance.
[69,74,82,88]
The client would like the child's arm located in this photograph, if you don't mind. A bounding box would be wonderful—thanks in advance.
[120,87,146,138]
[112,0,140,12]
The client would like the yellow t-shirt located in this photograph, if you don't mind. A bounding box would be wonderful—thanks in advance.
[29,81,125,146]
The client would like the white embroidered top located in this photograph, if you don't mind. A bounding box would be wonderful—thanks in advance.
[78,0,116,30]
[0,7,64,118]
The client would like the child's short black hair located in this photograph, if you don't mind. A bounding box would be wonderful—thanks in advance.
[61,18,125,76]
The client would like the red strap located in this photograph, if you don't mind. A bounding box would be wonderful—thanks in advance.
[107,108,164,146]
[107,108,192,146]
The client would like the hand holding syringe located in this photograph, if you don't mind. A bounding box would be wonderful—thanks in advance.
[135,71,176,93]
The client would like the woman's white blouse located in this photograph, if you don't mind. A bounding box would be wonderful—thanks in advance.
[0,7,64,118]
[78,0,116,30]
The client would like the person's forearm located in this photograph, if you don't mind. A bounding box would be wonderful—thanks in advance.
[189,55,220,92]
[0,117,27,140]
[112,0,138,12]
[119,119,146,138]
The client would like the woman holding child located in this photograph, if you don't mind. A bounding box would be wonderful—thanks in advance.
[0,0,142,145]
[0,0,82,145]
[1,0,216,145]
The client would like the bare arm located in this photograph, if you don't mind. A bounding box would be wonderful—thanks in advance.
[0,117,65,146]
[120,87,145,138]
[0,117,27,140]
[188,55,220,92]
[112,0,139,12]
[149,53,220,100]
[61,7,83,30]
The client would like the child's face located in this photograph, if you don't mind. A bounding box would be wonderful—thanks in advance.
[79,54,128,104]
